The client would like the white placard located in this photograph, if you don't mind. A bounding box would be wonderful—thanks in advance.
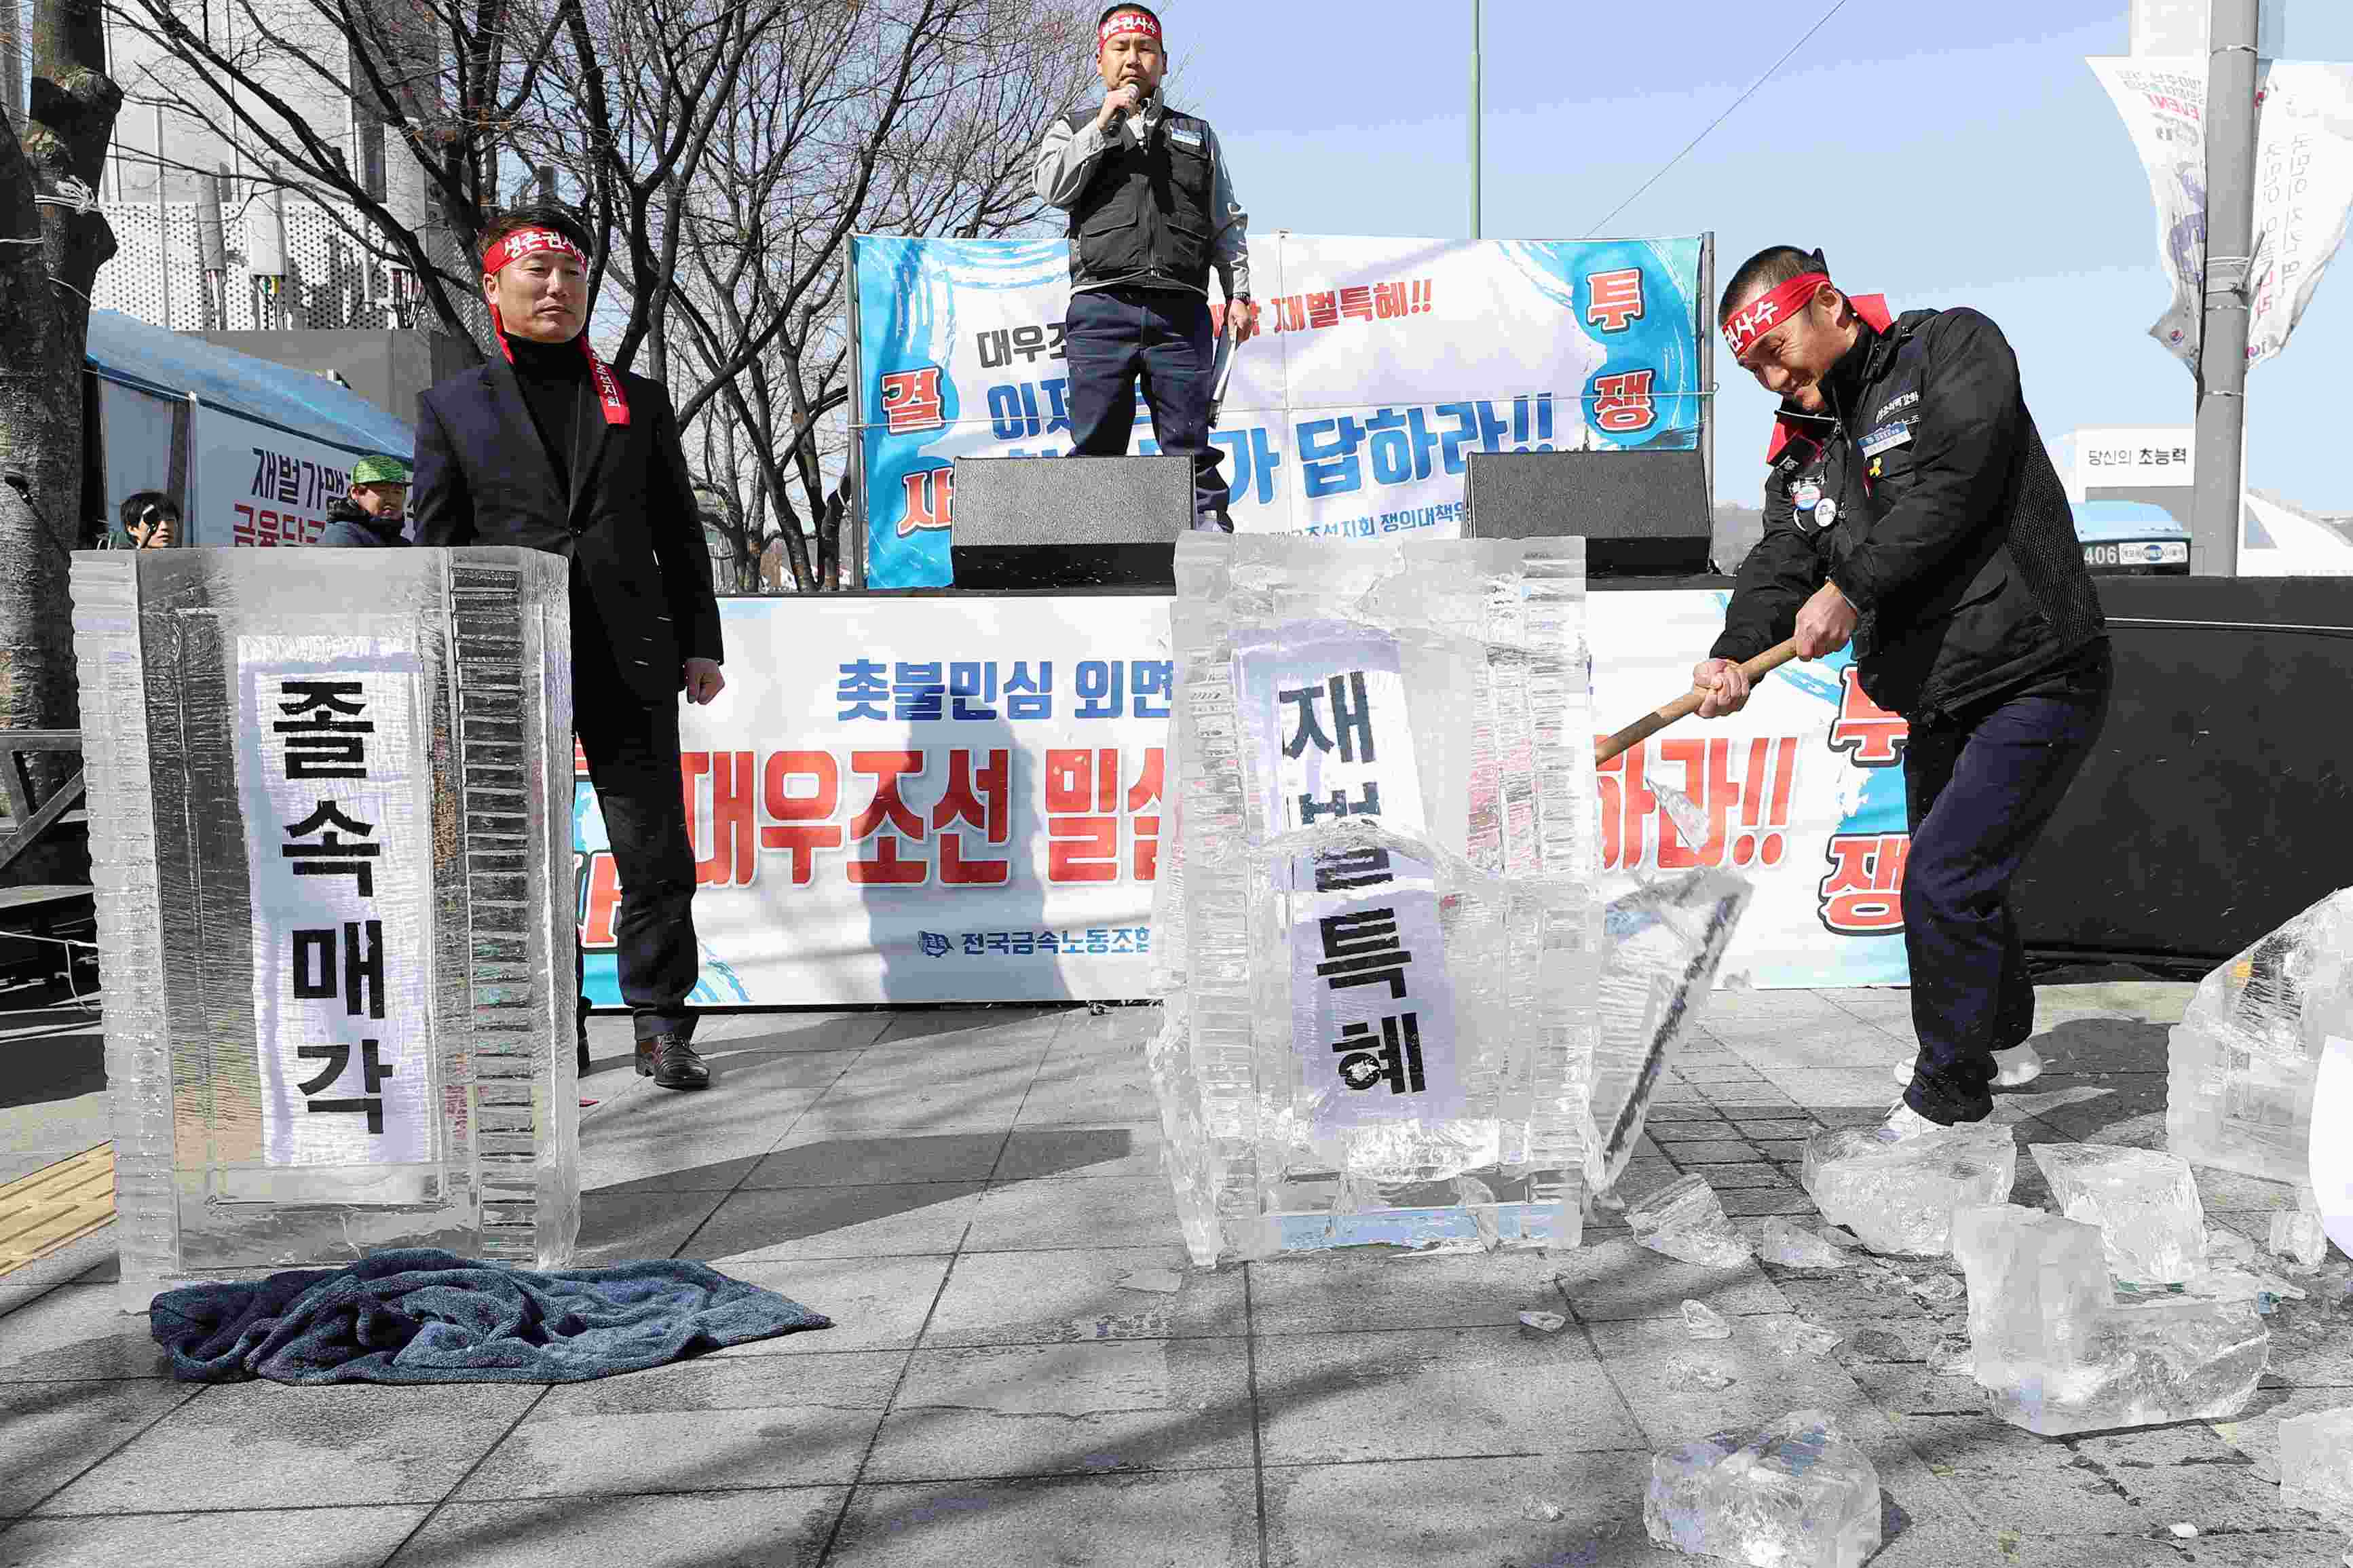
[1232,624,1463,1130]
[235,634,436,1168]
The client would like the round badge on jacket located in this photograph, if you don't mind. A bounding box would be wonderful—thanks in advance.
[1815,499,1838,529]
[1794,481,1822,512]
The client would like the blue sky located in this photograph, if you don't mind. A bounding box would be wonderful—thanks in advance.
[1147,1,2353,510]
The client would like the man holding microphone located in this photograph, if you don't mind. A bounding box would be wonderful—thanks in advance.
[1692,246,2109,1136]
[1034,4,1255,531]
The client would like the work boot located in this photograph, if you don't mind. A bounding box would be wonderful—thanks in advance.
[636,1031,710,1090]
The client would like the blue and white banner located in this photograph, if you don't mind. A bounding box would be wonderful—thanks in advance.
[576,590,1908,1008]
[852,233,1706,588]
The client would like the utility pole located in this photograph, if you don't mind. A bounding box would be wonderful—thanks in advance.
[2191,0,2259,576]
[1469,0,1481,240]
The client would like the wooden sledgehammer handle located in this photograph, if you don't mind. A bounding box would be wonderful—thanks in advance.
[1594,637,1802,765]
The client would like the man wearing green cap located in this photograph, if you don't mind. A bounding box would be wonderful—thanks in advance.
[317,454,413,547]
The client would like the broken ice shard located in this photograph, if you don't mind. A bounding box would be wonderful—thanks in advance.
[1801,1120,2017,1257]
[1663,1355,1738,1392]
[1644,1411,1882,1568]
[2281,1405,2353,1528]
[2167,889,2353,1185]
[1952,1204,2267,1436]
[1627,1174,1753,1269]
[2029,1143,2207,1285]
[1754,1217,1858,1270]
[2274,1203,2331,1269]
[1682,1299,1733,1340]
[1777,1320,1841,1357]
[1590,868,1752,1192]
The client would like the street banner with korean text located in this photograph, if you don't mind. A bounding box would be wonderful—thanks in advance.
[190,404,369,548]
[582,591,1909,1008]
[233,634,438,1171]
[2090,56,2353,371]
[852,233,1706,588]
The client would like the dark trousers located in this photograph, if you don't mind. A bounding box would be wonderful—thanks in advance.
[573,634,700,1046]
[1063,284,1231,529]
[1899,645,2112,1124]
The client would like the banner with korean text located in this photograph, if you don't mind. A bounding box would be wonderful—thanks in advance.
[190,404,370,548]
[852,233,1705,588]
[583,591,1910,1008]
[2089,56,2353,371]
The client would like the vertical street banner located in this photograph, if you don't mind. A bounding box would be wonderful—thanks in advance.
[2090,56,2353,371]
[233,635,436,1170]
[852,233,1706,588]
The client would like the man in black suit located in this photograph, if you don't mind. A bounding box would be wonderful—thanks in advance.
[413,204,722,1092]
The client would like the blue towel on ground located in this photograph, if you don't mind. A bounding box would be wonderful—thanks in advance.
[149,1248,829,1384]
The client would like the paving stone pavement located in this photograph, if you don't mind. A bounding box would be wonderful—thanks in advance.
[1,984,2348,1567]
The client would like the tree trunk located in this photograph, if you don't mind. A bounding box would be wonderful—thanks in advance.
[0,0,118,884]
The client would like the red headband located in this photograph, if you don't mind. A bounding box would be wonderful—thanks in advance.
[1099,9,1160,45]
[483,227,630,427]
[1723,271,1830,360]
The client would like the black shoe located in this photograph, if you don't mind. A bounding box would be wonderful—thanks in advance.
[577,1035,591,1077]
[635,1031,710,1090]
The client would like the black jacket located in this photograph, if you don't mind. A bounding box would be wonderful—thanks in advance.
[1712,308,2104,720]
[315,497,409,549]
[1061,106,1217,292]
[411,357,722,706]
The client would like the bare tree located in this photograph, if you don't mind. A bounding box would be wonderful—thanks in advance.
[0,0,122,880]
[655,0,1096,592]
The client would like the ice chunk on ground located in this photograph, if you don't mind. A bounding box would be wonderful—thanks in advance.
[2208,1227,2259,1267]
[1801,1120,2018,1256]
[1644,1411,1882,1568]
[1953,1204,2268,1435]
[2275,1203,2331,1269]
[1682,1299,1733,1339]
[1627,1174,1754,1269]
[1910,1275,1964,1303]
[1777,1320,1841,1356]
[1520,1495,1566,1522]
[1754,1217,1857,1270]
[2167,890,2353,1185]
[1518,1310,1566,1333]
[1928,1335,1974,1376]
[2282,1406,2353,1528]
[1664,1356,1738,1391]
[2030,1142,2207,1285]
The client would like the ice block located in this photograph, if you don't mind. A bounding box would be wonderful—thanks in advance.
[1149,536,1619,1265]
[1801,1120,2017,1256]
[73,548,578,1312]
[1645,1411,1882,1568]
[2029,1142,2206,1285]
[1952,1204,2267,1436]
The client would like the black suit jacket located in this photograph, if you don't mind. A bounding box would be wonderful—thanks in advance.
[411,357,722,706]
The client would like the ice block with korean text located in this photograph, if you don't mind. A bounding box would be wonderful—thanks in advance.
[71,547,578,1312]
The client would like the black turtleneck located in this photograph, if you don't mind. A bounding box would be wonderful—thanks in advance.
[508,332,587,495]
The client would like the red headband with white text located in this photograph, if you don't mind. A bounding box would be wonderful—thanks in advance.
[1099,9,1161,46]
[483,227,630,426]
[1723,271,1832,360]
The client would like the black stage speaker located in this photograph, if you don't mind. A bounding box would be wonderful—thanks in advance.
[1463,449,1712,577]
[949,455,1193,590]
